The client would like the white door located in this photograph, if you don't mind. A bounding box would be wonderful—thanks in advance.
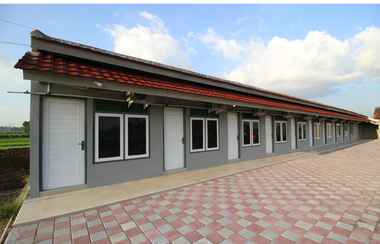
[43,97,85,190]
[227,112,239,160]
[164,107,184,170]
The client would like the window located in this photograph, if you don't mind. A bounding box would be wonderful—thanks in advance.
[242,119,260,146]
[336,123,341,137]
[344,124,349,137]
[243,120,251,146]
[190,118,205,152]
[190,117,219,152]
[297,122,307,141]
[275,121,287,143]
[314,122,321,139]
[326,123,332,138]
[95,113,124,162]
[125,115,149,159]
[206,119,219,150]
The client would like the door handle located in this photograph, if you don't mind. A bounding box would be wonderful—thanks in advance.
[79,140,85,151]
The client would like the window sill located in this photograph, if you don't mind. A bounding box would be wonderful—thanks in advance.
[274,141,288,144]
[206,147,219,151]
[126,154,149,160]
[95,156,124,163]
[94,155,149,164]
[190,148,220,153]
[242,143,261,147]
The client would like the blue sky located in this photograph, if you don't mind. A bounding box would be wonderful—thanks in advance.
[0,4,379,125]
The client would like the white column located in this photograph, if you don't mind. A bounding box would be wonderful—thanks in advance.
[265,115,273,154]
[332,121,336,144]
[290,117,296,151]
[308,119,313,147]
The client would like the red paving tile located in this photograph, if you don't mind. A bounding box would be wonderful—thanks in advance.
[6,140,380,244]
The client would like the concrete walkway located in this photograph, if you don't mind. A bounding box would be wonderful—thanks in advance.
[15,152,309,226]
[7,140,380,244]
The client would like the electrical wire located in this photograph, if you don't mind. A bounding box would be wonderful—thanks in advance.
[0,41,30,47]
[0,18,34,30]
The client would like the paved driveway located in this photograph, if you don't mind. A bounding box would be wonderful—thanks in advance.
[7,141,380,244]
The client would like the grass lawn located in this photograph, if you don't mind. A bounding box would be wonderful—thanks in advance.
[0,184,29,237]
[0,138,30,150]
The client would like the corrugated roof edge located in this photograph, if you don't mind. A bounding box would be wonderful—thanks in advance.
[30,29,367,119]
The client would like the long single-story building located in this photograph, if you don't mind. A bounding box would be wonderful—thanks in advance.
[15,30,376,198]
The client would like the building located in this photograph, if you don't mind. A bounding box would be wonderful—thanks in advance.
[15,30,375,198]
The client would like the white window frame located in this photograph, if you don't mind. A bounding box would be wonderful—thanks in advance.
[336,123,341,137]
[95,113,124,162]
[314,122,321,139]
[190,117,205,152]
[326,123,332,138]
[241,119,260,146]
[297,122,307,141]
[344,123,349,137]
[242,119,252,147]
[206,118,219,151]
[190,117,219,152]
[274,121,287,143]
[125,114,149,159]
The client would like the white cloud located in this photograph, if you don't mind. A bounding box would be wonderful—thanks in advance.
[197,28,243,59]
[0,54,29,126]
[106,11,189,68]
[198,27,380,98]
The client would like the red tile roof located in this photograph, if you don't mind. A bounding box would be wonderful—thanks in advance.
[15,51,367,122]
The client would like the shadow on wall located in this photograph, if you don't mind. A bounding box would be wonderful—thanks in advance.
[360,123,379,140]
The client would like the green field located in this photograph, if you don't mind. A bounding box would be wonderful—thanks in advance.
[0,137,30,150]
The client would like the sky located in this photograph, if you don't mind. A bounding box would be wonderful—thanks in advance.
[0,4,379,126]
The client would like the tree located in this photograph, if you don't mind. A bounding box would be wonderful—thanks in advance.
[22,121,30,136]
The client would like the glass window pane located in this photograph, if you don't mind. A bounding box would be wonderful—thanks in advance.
[98,116,121,159]
[302,124,306,139]
[243,121,251,145]
[276,123,281,142]
[298,124,302,140]
[128,117,147,156]
[192,119,204,150]
[252,121,259,144]
[282,122,287,141]
[207,120,218,149]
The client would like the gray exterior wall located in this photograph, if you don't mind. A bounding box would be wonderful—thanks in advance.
[28,80,375,197]
[185,109,228,170]
[86,102,165,187]
[273,118,292,154]
[295,120,309,151]
[313,120,325,147]
[239,115,267,160]
[359,123,379,139]
[29,83,41,197]
[325,121,334,145]
[336,123,344,144]
[343,123,351,144]
[352,123,360,141]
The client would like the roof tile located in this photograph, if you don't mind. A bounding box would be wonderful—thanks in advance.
[14,51,367,121]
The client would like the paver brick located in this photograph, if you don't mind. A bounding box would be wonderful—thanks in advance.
[8,141,380,244]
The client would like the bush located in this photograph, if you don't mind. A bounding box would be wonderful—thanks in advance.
[0,134,28,139]
[0,179,29,219]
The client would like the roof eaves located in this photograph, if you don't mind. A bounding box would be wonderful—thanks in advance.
[30,30,367,119]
